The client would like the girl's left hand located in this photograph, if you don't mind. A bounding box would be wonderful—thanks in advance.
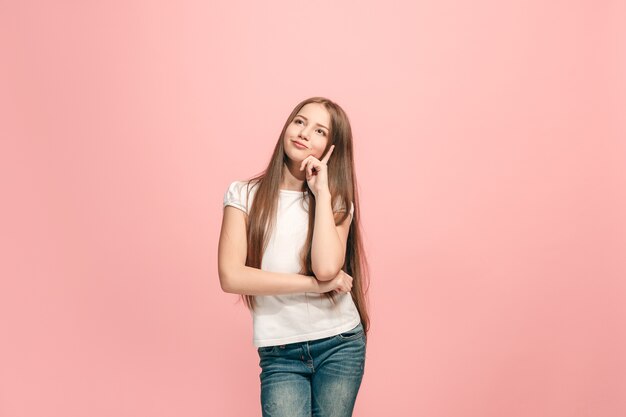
[300,145,335,198]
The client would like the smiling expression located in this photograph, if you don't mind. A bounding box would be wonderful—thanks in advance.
[283,103,331,162]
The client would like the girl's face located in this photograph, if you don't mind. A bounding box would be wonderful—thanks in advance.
[283,103,331,162]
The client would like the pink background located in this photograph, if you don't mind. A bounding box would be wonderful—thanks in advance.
[1,0,625,416]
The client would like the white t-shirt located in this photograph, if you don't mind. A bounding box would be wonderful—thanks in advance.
[223,180,361,348]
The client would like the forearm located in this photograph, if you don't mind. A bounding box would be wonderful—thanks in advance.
[220,265,322,295]
[311,191,344,281]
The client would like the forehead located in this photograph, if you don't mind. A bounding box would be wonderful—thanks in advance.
[296,103,331,126]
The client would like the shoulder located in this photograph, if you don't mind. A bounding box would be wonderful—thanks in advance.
[225,179,245,194]
[223,179,259,214]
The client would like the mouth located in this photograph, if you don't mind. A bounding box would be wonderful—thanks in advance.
[292,140,308,149]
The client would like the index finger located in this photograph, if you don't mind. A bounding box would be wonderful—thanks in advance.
[321,144,335,164]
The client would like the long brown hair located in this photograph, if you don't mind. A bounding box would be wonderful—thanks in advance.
[239,97,370,334]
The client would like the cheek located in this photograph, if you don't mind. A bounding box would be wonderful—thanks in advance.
[283,131,294,145]
[316,141,329,157]
[285,124,298,136]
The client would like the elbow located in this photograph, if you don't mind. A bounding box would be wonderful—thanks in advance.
[313,264,342,282]
[312,251,346,281]
[219,277,234,294]
[220,280,235,294]
[218,267,238,294]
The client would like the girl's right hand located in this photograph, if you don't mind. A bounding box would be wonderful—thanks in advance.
[318,270,353,294]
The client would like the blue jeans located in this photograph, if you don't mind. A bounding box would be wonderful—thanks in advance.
[257,322,367,417]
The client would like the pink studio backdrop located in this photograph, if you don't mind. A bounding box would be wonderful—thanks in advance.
[1,1,625,416]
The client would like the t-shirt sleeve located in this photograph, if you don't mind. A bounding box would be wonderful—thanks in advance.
[333,200,355,217]
[223,180,248,214]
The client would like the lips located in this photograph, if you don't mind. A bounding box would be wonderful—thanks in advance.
[292,140,308,149]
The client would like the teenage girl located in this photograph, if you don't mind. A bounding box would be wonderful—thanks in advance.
[218,96,370,417]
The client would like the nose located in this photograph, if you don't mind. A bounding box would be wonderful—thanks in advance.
[299,126,311,140]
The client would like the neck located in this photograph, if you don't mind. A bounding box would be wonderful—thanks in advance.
[280,161,306,191]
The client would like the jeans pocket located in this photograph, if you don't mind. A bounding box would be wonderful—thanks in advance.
[335,323,364,341]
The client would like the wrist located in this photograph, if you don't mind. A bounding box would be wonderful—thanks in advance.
[309,276,321,293]
[310,276,326,293]
[315,190,331,201]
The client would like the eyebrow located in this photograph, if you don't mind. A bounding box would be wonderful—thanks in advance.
[295,115,329,131]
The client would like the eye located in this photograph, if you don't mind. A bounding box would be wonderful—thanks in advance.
[294,118,303,125]
[316,129,326,136]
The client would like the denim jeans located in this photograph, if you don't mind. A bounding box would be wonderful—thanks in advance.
[257,322,367,417]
